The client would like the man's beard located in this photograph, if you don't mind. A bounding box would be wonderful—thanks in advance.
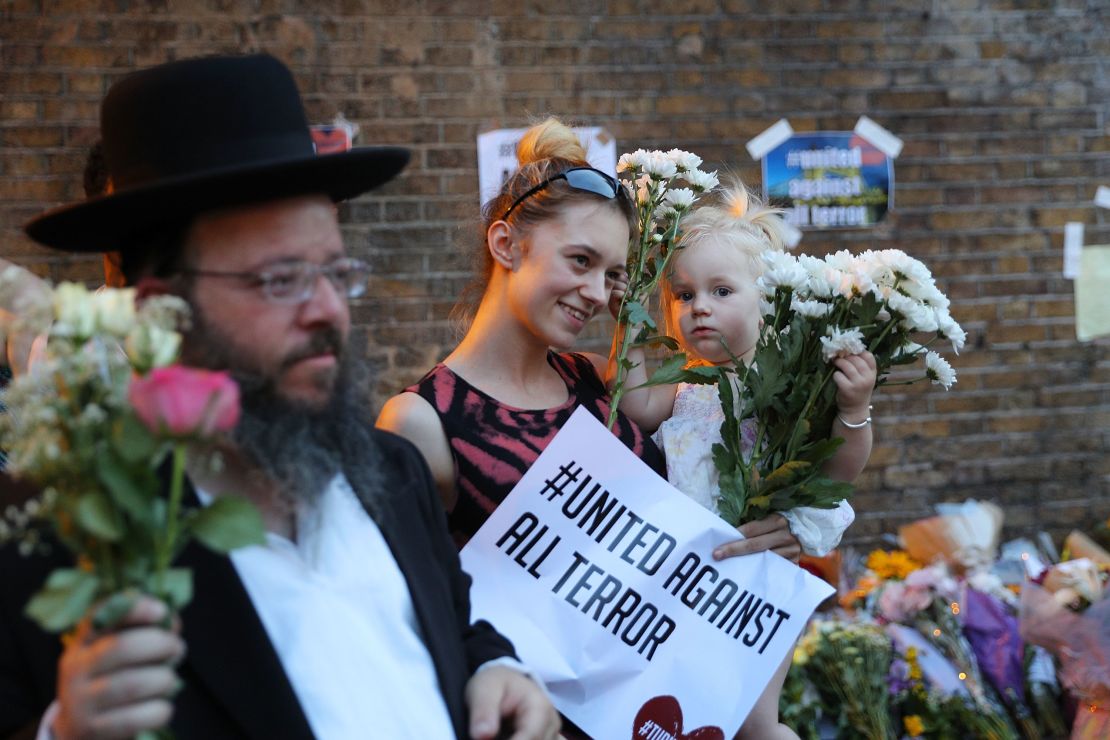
[182,310,382,515]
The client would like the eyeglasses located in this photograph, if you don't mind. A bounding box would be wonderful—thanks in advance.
[180,257,371,305]
[500,166,627,221]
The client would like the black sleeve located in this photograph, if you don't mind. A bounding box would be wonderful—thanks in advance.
[373,429,518,673]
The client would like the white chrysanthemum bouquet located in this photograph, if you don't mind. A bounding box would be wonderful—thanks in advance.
[607,148,719,429]
[711,248,965,525]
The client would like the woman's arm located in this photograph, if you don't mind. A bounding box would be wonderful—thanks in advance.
[375,392,458,511]
[588,333,677,435]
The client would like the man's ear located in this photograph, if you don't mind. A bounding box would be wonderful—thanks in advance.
[486,220,522,271]
[134,276,173,303]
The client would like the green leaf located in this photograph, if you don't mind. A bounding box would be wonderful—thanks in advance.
[149,568,193,611]
[190,497,266,554]
[630,334,681,351]
[25,568,99,633]
[92,589,138,630]
[634,354,689,388]
[97,454,153,523]
[112,414,158,464]
[625,300,653,327]
[76,492,123,541]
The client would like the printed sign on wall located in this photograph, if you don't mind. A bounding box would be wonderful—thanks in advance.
[762,131,894,229]
[476,127,617,207]
[460,407,834,739]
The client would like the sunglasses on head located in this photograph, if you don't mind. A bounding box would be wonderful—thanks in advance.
[500,166,627,221]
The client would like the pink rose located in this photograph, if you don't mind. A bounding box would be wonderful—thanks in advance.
[129,365,240,439]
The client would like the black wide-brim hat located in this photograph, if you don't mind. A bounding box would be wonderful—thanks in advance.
[25,54,410,252]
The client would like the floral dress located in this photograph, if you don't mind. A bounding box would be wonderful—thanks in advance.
[653,382,855,556]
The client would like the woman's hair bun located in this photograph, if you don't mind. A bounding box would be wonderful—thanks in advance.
[516,117,587,165]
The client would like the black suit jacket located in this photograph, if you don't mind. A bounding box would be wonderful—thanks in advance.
[0,430,515,739]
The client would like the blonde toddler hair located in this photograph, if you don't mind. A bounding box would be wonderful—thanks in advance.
[661,181,789,340]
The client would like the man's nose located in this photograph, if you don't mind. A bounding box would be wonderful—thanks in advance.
[299,271,348,327]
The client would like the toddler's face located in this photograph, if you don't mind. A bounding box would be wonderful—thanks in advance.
[666,240,761,365]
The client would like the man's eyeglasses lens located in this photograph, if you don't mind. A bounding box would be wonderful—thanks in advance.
[501,167,625,221]
[260,258,370,303]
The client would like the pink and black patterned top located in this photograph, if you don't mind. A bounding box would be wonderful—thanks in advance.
[406,351,666,546]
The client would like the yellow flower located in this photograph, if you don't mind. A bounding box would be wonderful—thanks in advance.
[866,549,922,580]
[904,715,925,737]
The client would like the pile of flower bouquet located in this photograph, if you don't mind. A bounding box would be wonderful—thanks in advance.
[782,500,1109,739]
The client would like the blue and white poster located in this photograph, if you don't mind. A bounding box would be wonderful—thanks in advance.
[762,132,894,229]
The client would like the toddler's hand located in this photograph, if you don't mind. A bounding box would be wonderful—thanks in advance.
[712,514,802,563]
[607,268,629,321]
[832,351,877,420]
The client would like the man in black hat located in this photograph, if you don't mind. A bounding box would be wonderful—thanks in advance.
[2,54,559,740]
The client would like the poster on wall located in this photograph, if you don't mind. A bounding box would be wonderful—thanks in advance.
[762,131,895,229]
[460,407,835,739]
[476,127,617,206]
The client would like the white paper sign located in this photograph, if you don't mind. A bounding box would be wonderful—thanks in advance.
[476,127,618,206]
[461,407,835,739]
[1063,221,1084,279]
[745,118,794,160]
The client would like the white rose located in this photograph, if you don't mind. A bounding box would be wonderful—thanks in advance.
[52,282,96,339]
[92,287,137,337]
[126,324,181,370]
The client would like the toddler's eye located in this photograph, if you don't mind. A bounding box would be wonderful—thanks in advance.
[714,287,733,297]
[676,291,693,302]
[573,255,589,267]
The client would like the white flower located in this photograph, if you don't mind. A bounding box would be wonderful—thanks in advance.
[643,151,678,180]
[662,187,695,210]
[887,291,937,332]
[820,326,866,361]
[894,340,927,361]
[684,168,718,193]
[617,149,650,174]
[936,312,967,354]
[52,282,97,339]
[924,351,956,389]
[760,251,809,292]
[790,297,833,318]
[136,294,190,331]
[758,296,774,316]
[91,288,137,337]
[823,249,857,273]
[126,325,181,370]
[666,149,702,172]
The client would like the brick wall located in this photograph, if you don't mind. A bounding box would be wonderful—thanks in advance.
[2,0,1107,547]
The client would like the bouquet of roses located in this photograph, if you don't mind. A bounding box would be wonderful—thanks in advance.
[606,148,719,429]
[0,277,263,633]
[709,248,965,525]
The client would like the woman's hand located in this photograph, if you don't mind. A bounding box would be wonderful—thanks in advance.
[832,351,877,422]
[712,514,802,563]
[607,268,629,322]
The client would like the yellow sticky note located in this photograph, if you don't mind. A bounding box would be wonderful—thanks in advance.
[1076,245,1110,341]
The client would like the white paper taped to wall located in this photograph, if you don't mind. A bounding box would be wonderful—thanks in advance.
[1063,221,1084,279]
[745,119,793,160]
[853,116,904,159]
[1095,185,1110,209]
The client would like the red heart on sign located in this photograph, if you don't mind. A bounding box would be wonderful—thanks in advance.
[631,695,725,740]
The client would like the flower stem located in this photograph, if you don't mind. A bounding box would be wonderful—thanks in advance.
[156,443,186,590]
